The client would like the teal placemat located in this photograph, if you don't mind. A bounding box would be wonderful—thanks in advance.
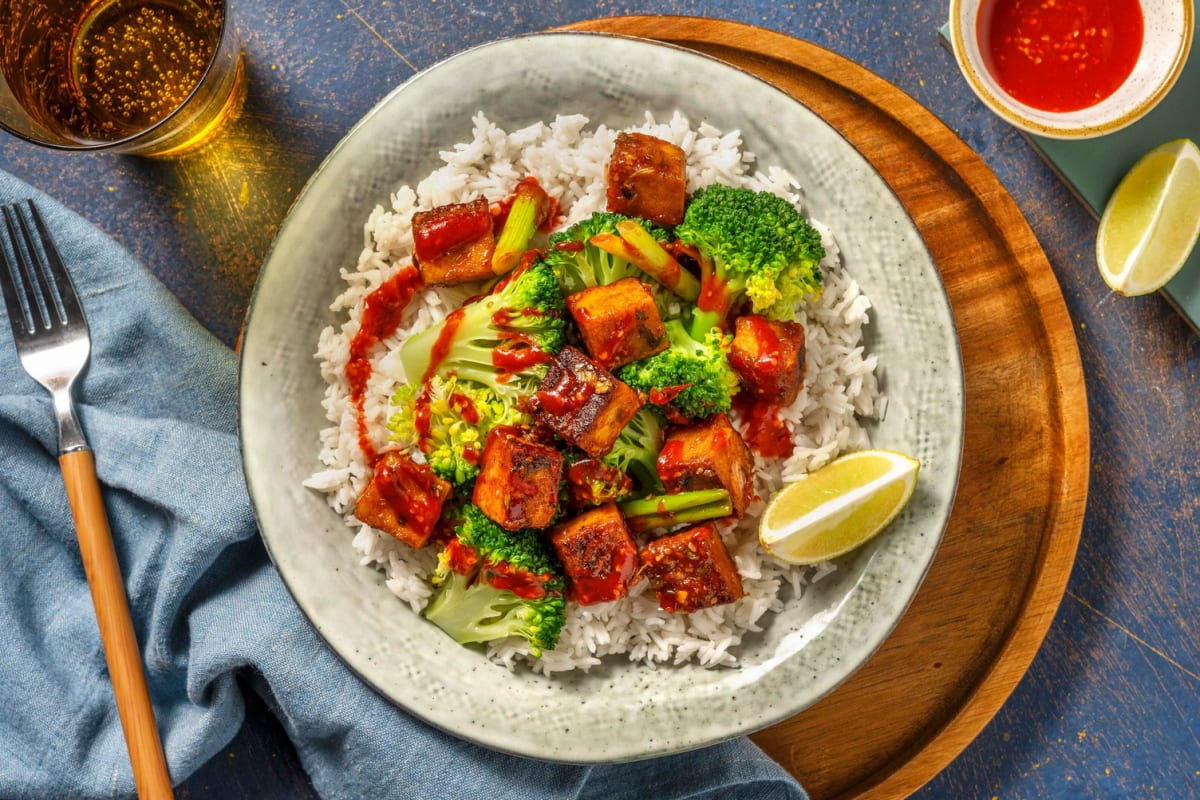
[940,23,1200,332]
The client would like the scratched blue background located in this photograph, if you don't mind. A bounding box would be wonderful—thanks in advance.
[2,1,1197,798]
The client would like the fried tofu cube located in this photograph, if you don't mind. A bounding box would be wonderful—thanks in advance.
[472,426,564,530]
[657,413,756,517]
[535,346,642,458]
[729,315,807,405]
[566,277,668,370]
[639,522,745,613]
[605,132,687,226]
[354,451,452,548]
[549,504,638,605]
[412,197,496,286]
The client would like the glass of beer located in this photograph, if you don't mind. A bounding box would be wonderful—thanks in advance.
[0,0,245,157]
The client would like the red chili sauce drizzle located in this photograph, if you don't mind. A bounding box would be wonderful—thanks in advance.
[733,393,793,459]
[981,0,1144,112]
[346,266,423,462]
[696,272,732,321]
[727,316,798,459]
[412,387,434,452]
[648,383,692,406]
[493,332,553,372]
[408,318,467,452]
[481,558,554,600]
[491,306,517,326]
[410,360,481,457]
[443,391,481,464]
[421,306,466,385]
[491,305,553,373]
[445,538,478,576]
[448,392,479,424]
[670,241,728,319]
[564,458,633,506]
[654,438,688,486]
[569,545,638,606]
[535,367,595,416]
[416,255,553,399]
[668,240,702,262]
[373,452,446,541]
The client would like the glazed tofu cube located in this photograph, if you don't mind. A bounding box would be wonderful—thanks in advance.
[354,451,452,548]
[472,426,564,530]
[605,132,687,226]
[566,277,668,370]
[412,197,496,286]
[639,522,744,613]
[729,315,807,405]
[657,413,756,517]
[549,504,639,605]
[535,346,642,458]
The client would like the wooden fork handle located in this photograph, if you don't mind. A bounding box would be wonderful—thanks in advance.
[60,450,175,800]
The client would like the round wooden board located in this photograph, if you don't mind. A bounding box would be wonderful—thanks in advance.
[562,16,1091,800]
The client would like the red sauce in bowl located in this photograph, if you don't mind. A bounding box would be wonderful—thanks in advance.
[980,0,1144,112]
[346,266,423,462]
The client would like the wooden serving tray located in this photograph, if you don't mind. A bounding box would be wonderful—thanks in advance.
[563,17,1091,800]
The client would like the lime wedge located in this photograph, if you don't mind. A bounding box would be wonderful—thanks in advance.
[1097,139,1200,297]
[759,450,919,565]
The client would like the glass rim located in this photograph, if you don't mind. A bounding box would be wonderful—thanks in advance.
[0,0,232,152]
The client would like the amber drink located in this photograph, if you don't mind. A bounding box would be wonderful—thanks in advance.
[0,0,244,156]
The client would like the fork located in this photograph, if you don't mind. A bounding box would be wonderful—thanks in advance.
[0,200,174,800]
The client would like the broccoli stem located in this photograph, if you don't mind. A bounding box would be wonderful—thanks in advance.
[615,220,701,301]
[619,489,732,531]
[688,268,746,339]
[589,226,701,301]
[493,181,549,276]
[689,307,726,339]
[687,261,742,339]
[619,488,728,516]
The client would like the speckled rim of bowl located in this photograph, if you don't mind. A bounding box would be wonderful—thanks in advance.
[239,30,965,763]
[948,0,1194,140]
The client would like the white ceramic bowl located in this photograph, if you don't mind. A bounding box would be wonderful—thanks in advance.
[240,32,965,762]
[949,0,1194,139]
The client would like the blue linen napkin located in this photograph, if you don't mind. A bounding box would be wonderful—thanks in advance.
[0,170,808,800]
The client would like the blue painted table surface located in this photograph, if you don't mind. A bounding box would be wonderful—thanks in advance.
[3,1,1197,798]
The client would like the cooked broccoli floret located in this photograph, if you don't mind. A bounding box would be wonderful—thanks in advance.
[544,212,670,294]
[424,505,566,656]
[388,375,530,485]
[618,488,733,533]
[400,259,568,400]
[589,219,701,301]
[615,319,740,421]
[562,453,633,506]
[674,184,825,337]
[600,405,665,493]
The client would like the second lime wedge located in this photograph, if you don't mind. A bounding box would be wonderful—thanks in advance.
[1097,138,1200,297]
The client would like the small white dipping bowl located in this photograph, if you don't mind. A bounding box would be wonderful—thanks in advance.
[949,0,1194,139]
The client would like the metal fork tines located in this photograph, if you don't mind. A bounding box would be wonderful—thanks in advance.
[0,200,91,454]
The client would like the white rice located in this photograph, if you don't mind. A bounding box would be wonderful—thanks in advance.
[306,112,881,674]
